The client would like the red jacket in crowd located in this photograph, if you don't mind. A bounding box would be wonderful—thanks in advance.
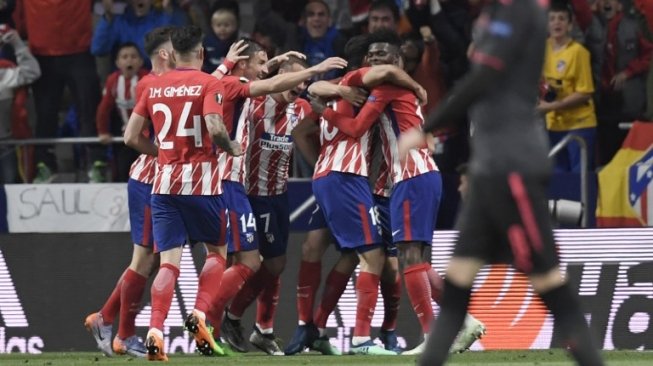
[13,0,93,56]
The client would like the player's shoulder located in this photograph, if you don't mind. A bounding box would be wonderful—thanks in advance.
[222,74,250,84]
[294,97,310,109]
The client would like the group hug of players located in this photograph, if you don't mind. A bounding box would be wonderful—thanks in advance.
[82,24,486,361]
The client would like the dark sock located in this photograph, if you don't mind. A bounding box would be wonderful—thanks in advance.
[539,283,604,366]
[418,278,471,366]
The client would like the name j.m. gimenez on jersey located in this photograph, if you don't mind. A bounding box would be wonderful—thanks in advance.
[149,85,203,98]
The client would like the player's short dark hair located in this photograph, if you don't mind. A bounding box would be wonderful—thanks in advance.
[210,0,240,19]
[115,42,141,59]
[144,26,174,57]
[237,37,266,59]
[370,0,400,22]
[279,55,309,71]
[368,28,402,48]
[549,0,574,21]
[171,25,203,55]
[344,34,370,69]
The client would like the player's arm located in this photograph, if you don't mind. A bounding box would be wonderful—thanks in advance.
[206,113,241,156]
[307,81,367,107]
[248,57,348,97]
[292,113,321,167]
[124,112,157,156]
[311,90,387,138]
[422,1,523,133]
[360,65,427,105]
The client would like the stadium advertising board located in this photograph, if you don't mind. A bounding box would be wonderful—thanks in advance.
[0,229,651,353]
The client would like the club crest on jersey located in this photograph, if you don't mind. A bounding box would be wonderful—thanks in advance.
[556,60,566,73]
[246,233,255,243]
[266,232,275,243]
[216,93,223,104]
[628,146,653,225]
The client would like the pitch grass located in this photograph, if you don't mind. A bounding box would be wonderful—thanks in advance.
[0,350,651,366]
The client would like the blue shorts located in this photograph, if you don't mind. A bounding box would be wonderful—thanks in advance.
[390,172,442,245]
[313,172,381,251]
[128,179,153,247]
[374,195,396,257]
[151,193,227,253]
[248,193,289,259]
[306,201,328,230]
[224,181,259,254]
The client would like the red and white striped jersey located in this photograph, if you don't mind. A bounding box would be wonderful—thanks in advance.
[216,75,252,184]
[128,73,158,185]
[246,96,310,196]
[313,70,371,179]
[371,85,438,183]
[133,68,225,195]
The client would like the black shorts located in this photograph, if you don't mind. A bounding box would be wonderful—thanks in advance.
[454,172,559,275]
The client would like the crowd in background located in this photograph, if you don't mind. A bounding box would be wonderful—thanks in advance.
[0,0,651,184]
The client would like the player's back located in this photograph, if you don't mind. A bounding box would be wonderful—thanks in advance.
[144,69,221,165]
[374,84,437,183]
[138,69,224,195]
[469,0,550,175]
[314,70,370,179]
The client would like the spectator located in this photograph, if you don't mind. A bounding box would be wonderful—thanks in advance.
[634,0,653,120]
[294,0,346,81]
[408,0,472,88]
[14,0,102,183]
[96,42,147,182]
[0,27,40,183]
[538,0,597,173]
[251,15,288,59]
[0,0,15,28]
[368,0,400,34]
[202,0,245,73]
[92,0,185,65]
[585,0,653,164]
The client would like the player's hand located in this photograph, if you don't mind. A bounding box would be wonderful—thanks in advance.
[308,94,327,114]
[415,85,428,106]
[226,141,243,157]
[225,40,250,64]
[98,133,113,145]
[398,128,425,162]
[338,86,367,107]
[312,57,348,74]
[425,132,437,154]
[611,71,628,91]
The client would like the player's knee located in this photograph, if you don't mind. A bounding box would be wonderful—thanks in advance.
[237,251,261,272]
[263,256,286,276]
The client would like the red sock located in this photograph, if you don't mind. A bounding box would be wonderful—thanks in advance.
[404,263,433,334]
[100,269,127,325]
[229,267,265,318]
[194,253,227,314]
[427,265,444,303]
[256,266,280,331]
[117,269,147,339]
[381,274,401,331]
[207,263,255,333]
[297,261,321,324]
[150,264,180,330]
[314,269,350,328]
[354,272,380,337]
